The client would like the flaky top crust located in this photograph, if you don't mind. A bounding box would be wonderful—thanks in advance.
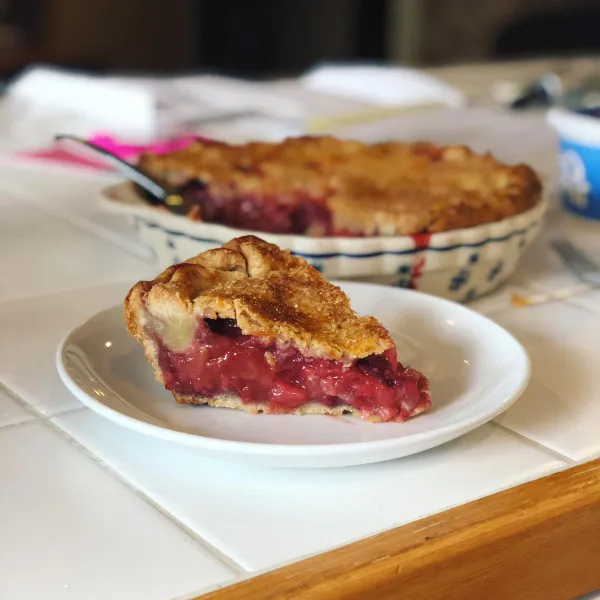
[125,236,393,360]
[138,136,542,236]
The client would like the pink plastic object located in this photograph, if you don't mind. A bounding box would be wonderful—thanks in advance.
[16,134,199,171]
[88,134,198,161]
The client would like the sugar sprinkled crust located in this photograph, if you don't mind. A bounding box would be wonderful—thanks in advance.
[125,236,393,366]
[137,136,542,236]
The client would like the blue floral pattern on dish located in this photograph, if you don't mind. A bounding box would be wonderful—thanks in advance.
[396,264,412,287]
[165,236,180,262]
[488,261,503,282]
[464,288,477,302]
[449,268,470,291]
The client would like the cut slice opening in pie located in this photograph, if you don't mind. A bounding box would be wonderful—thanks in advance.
[125,236,431,423]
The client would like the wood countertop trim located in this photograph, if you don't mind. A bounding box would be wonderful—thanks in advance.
[199,459,600,600]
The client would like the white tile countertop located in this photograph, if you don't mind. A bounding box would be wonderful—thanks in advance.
[1,111,600,599]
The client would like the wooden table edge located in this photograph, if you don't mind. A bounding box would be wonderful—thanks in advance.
[199,459,600,600]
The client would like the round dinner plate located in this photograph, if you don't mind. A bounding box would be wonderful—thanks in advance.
[56,283,530,468]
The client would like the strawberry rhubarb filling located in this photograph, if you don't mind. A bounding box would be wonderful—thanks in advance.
[179,181,364,237]
[180,181,361,236]
[155,317,430,422]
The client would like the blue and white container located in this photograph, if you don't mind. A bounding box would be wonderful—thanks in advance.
[548,107,600,221]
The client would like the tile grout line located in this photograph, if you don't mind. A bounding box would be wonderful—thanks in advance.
[526,285,600,316]
[0,417,37,431]
[469,287,588,319]
[168,580,237,600]
[0,382,89,423]
[564,296,600,315]
[0,381,249,579]
[464,277,565,318]
[0,277,139,309]
[490,420,576,465]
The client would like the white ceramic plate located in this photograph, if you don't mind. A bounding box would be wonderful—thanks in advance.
[57,283,530,468]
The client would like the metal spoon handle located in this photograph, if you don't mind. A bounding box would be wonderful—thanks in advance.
[54,134,170,201]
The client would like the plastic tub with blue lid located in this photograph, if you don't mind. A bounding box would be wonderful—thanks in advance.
[548,106,600,220]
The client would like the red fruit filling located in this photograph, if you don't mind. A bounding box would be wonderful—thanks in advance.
[156,318,430,422]
[180,181,361,236]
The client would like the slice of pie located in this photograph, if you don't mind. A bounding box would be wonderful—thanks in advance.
[136,135,542,237]
[125,236,431,423]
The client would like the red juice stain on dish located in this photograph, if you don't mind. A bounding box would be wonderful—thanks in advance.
[409,233,432,289]
[410,233,432,250]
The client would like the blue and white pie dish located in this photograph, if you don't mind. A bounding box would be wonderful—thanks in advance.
[101,182,547,302]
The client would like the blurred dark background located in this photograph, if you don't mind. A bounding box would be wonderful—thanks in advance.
[0,0,599,77]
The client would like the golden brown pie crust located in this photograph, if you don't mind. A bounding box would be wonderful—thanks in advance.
[137,136,542,236]
[125,236,393,368]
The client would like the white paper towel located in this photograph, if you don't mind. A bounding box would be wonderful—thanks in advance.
[7,65,156,140]
[300,64,466,107]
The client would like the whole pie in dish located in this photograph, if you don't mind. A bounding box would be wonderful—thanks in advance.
[125,236,431,423]
[137,136,542,237]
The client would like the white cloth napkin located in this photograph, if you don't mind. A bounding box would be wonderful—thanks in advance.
[4,65,156,142]
[300,64,466,108]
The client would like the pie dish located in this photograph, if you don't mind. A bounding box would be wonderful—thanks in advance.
[136,136,542,237]
[100,137,547,301]
[125,235,431,423]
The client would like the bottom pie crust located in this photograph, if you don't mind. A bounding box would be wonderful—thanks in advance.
[172,392,430,423]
